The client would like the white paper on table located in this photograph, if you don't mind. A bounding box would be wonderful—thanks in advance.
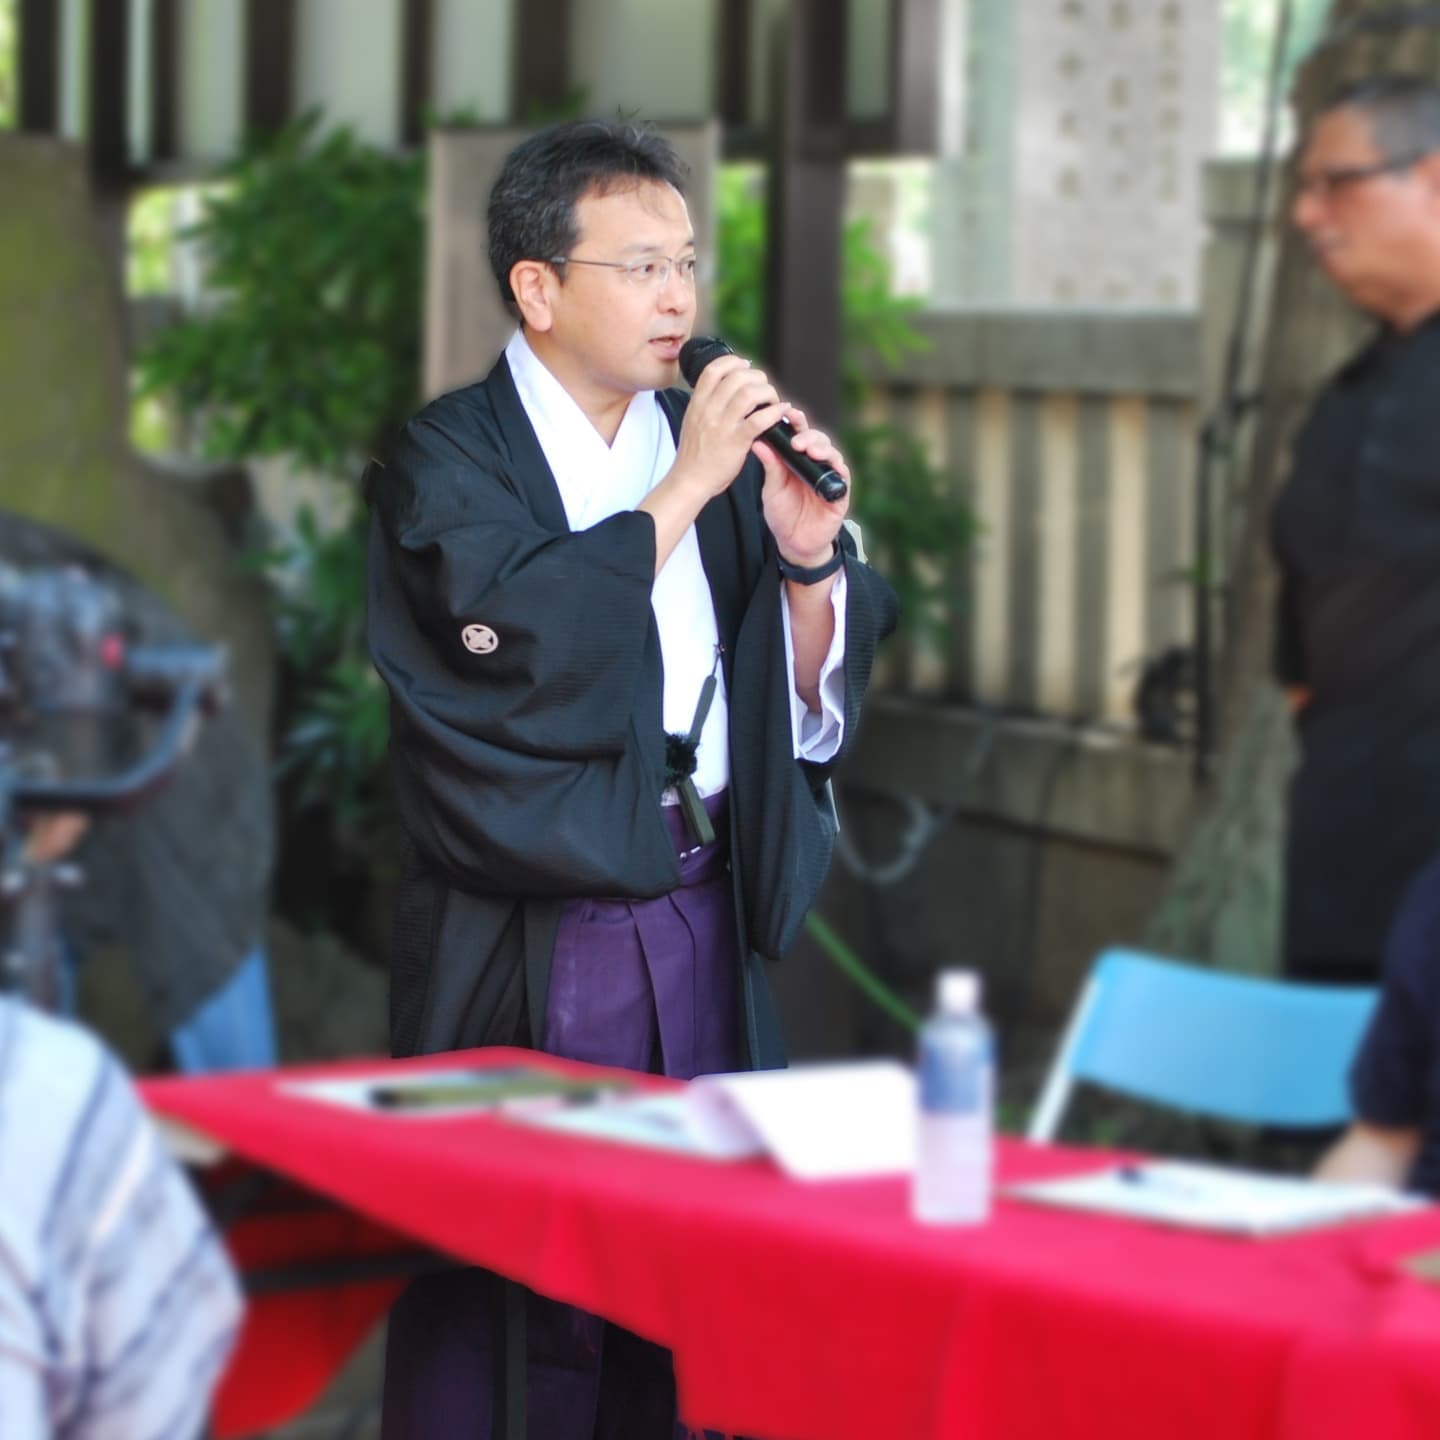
[687,1061,916,1179]
[1007,1159,1425,1236]
[520,1060,916,1181]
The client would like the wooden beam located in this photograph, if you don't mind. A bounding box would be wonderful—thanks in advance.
[513,0,571,123]
[764,0,847,427]
[717,0,753,129]
[149,0,180,163]
[17,0,60,134]
[88,0,131,183]
[888,0,940,154]
[245,0,295,137]
[399,0,434,145]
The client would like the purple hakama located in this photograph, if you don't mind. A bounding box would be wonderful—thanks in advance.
[382,793,743,1440]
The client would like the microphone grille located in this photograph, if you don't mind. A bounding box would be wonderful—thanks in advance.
[678,335,733,388]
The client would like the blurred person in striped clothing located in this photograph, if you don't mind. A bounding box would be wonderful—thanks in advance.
[1,823,243,1438]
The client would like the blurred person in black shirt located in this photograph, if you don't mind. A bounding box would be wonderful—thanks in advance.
[1274,75,1440,985]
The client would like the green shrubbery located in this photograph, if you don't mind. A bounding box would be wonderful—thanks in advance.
[137,114,421,832]
[139,112,422,470]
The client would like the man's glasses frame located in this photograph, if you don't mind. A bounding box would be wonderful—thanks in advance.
[1295,151,1431,201]
[548,254,701,289]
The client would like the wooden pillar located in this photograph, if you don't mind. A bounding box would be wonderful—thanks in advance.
[889,0,940,153]
[764,0,846,428]
[399,0,435,147]
[717,0,753,130]
[513,0,572,123]
[245,0,296,137]
[88,0,130,184]
[149,0,180,164]
[18,0,60,134]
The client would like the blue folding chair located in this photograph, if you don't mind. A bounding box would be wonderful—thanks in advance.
[1027,947,1379,1143]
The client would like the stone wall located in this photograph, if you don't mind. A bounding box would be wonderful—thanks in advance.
[774,697,1192,1086]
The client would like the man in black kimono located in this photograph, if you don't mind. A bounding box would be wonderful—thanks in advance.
[1274,75,1440,985]
[366,120,897,1438]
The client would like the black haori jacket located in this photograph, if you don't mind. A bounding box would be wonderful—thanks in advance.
[366,355,897,1069]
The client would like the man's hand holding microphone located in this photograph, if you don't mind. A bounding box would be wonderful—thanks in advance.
[640,335,850,579]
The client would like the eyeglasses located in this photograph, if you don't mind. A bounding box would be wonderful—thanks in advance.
[549,254,700,289]
[1294,152,1429,201]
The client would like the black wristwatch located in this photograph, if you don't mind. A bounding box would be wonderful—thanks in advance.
[777,540,843,585]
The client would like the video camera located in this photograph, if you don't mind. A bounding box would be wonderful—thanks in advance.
[0,562,226,724]
[0,562,227,1007]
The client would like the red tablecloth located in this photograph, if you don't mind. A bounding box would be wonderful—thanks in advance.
[202,1183,406,1435]
[142,1048,1440,1440]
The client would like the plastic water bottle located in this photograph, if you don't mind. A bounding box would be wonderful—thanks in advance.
[912,969,994,1224]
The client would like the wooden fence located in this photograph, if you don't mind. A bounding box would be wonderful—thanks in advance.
[860,308,1201,726]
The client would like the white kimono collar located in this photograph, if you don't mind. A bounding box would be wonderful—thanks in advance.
[504,329,670,531]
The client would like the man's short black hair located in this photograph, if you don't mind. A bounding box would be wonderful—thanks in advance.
[487,119,690,319]
[1318,74,1440,162]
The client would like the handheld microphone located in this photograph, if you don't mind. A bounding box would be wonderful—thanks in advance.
[678,337,849,502]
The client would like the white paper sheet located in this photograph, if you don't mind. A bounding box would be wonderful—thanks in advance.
[515,1060,916,1180]
[688,1062,916,1180]
[1007,1159,1425,1236]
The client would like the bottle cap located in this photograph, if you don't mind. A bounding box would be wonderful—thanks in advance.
[937,969,980,1015]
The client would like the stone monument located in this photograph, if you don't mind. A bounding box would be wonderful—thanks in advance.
[933,0,1222,308]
